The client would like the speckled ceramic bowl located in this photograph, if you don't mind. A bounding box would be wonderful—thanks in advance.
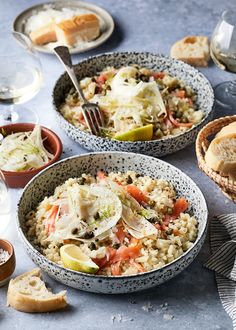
[53,52,214,157]
[17,152,208,294]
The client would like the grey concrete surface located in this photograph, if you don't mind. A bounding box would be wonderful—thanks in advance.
[0,0,236,329]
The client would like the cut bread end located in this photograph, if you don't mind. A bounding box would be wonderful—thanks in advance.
[29,23,57,45]
[205,133,236,178]
[7,268,67,313]
[170,36,210,67]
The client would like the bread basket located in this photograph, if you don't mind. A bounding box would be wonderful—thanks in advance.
[196,115,236,203]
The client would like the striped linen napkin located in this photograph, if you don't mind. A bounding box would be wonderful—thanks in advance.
[205,214,236,329]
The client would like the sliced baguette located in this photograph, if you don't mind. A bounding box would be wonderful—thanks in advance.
[55,14,100,46]
[7,268,67,313]
[205,133,236,180]
[29,23,57,45]
[170,36,210,67]
[216,121,236,138]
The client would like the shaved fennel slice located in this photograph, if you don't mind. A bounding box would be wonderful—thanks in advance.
[104,179,157,238]
[122,220,146,239]
[52,184,122,241]
[88,186,122,236]
[122,205,157,238]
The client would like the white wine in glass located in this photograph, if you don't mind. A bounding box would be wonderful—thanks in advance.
[211,10,236,107]
[0,32,43,124]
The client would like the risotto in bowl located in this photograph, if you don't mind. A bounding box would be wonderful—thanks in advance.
[53,52,214,156]
[18,152,208,293]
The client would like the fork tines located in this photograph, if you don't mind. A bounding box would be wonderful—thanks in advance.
[82,104,104,136]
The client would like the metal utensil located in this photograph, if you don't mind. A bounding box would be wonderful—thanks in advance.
[54,46,104,136]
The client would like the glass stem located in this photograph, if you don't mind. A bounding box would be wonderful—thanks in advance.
[227,80,236,96]
[8,105,19,122]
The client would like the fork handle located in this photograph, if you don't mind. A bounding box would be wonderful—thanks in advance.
[54,46,87,103]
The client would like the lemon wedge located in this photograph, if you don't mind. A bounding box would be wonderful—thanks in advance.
[113,124,153,142]
[60,244,99,274]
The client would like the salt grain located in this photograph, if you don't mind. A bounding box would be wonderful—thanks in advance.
[0,248,10,265]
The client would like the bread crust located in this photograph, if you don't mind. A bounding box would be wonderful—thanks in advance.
[55,13,100,46]
[7,268,67,313]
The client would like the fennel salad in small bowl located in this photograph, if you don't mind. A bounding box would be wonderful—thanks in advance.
[0,123,62,188]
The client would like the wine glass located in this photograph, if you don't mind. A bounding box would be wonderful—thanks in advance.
[211,10,236,108]
[0,32,43,125]
[0,171,11,235]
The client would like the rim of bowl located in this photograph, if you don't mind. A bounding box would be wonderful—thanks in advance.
[0,239,14,267]
[17,151,209,280]
[0,123,63,176]
[52,51,215,145]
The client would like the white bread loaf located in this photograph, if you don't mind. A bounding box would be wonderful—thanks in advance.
[55,13,100,46]
[170,36,210,67]
[205,133,236,180]
[29,23,57,45]
[7,268,67,313]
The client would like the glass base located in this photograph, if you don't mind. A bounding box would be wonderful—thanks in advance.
[0,106,39,125]
[214,81,236,109]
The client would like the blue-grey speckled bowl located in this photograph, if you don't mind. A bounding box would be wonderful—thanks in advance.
[17,152,208,294]
[53,52,214,157]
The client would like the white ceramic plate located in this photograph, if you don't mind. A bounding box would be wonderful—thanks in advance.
[13,0,114,54]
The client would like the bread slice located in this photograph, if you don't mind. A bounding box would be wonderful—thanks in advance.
[170,36,210,67]
[7,268,67,313]
[55,14,100,46]
[205,133,236,180]
[29,23,57,45]
[216,122,236,138]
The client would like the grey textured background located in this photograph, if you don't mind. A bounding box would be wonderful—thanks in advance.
[0,0,236,329]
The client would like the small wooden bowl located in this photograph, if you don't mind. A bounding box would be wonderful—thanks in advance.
[0,123,63,188]
[0,239,15,287]
[196,115,236,202]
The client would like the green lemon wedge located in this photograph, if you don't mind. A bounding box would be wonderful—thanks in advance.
[113,124,153,142]
[60,244,99,274]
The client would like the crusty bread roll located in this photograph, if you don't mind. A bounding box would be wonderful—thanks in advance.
[55,13,100,46]
[7,268,67,313]
[29,23,57,45]
[205,133,236,180]
[170,36,210,67]
[216,122,236,138]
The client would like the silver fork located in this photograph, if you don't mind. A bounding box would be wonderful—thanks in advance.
[54,46,104,136]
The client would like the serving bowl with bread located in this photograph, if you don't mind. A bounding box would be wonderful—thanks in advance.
[17,152,208,293]
[53,51,214,157]
[13,1,114,54]
[196,115,236,202]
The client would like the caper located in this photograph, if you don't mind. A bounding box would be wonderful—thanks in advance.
[167,207,173,215]
[88,242,96,250]
[126,175,133,184]
[166,228,173,235]
[94,212,100,220]
[113,243,120,249]
[80,231,94,239]
[71,228,78,235]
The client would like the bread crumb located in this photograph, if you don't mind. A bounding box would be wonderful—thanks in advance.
[142,302,154,312]
[163,313,174,321]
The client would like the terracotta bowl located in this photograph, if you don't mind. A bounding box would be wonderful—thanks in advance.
[0,239,15,287]
[0,123,63,188]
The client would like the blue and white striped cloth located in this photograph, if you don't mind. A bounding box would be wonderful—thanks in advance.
[205,214,236,330]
